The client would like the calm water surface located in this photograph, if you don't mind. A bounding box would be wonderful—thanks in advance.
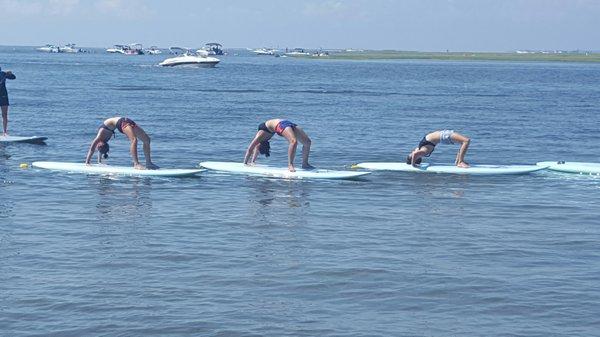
[1,46,600,336]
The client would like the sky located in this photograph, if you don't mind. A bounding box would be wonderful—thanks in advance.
[1,0,599,51]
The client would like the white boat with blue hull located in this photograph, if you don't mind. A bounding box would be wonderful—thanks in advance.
[159,47,220,67]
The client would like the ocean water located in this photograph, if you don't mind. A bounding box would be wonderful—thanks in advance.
[1,46,600,336]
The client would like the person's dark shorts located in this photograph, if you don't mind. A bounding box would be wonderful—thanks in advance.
[116,117,137,133]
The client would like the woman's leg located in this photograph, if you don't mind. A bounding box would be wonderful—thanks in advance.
[451,132,470,167]
[1,105,8,135]
[133,126,158,169]
[294,127,313,169]
[280,127,298,171]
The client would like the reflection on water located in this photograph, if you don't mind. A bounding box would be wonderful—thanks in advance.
[247,177,311,227]
[90,176,154,225]
[412,174,468,199]
[87,176,155,256]
[250,177,311,208]
[0,147,11,160]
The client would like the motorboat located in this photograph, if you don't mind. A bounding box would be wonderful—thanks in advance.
[145,46,162,55]
[37,44,60,53]
[284,48,311,56]
[124,43,144,55]
[159,47,220,67]
[203,43,224,55]
[106,45,126,54]
[312,51,329,57]
[106,43,144,55]
[59,44,82,53]
[253,48,277,55]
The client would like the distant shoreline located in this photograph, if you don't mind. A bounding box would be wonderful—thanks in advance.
[292,50,600,63]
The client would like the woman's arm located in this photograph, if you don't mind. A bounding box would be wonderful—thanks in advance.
[85,137,101,164]
[244,140,260,165]
[243,134,261,165]
[251,145,260,163]
[411,148,428,166]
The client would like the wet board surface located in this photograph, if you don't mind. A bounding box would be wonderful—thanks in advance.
[537,161,600,175]
[32,161,204,177]
[0,135,47,144]
[353,162,546,175]
[200,161,370,179]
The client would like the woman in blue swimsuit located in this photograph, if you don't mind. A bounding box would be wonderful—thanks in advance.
[407,130,471,168]
[0,66,16,136]
[85,117,159,170]
[243,118,314,172]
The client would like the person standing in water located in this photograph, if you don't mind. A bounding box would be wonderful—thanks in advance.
[85,117,159,170]
[243,118,314,172]
[407,130,471,168]
[0,66,17,136]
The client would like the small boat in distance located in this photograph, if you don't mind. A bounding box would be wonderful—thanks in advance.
[253,48,277,55]
[145,46,162,55]
[106,43,144,55]
[124,43,144,55]
[204,43,224,55]
[159,47,220,67]
[37,44,84,53]
[284,48,310,56]
[60,43,82,53]
[106,45,126,54]
[36,44,60,53]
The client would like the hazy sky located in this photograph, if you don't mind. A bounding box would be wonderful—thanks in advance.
[1,0,599,51]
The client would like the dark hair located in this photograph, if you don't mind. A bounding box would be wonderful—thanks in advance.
[406,154,422,165]
[259,140,270,157]
[97,142,110,159]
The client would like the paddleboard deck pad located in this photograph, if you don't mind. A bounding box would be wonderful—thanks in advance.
[32,161,204,177]
[200,161,370,179]
[0,135,47,144]
[353,162,545,175]
[537,161,600,175]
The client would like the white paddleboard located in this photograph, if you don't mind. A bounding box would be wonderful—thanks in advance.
[353,162,545,175]
[537,161,600,175]
[32,161,204,177]
[200,161,370,179]
[0,135,47,144]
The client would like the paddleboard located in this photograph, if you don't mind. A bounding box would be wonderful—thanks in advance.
[32,161,204,177]
[537,161,600,175]
[200,161,370,179]
[0,135,47,144]
[353,162,545,175]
